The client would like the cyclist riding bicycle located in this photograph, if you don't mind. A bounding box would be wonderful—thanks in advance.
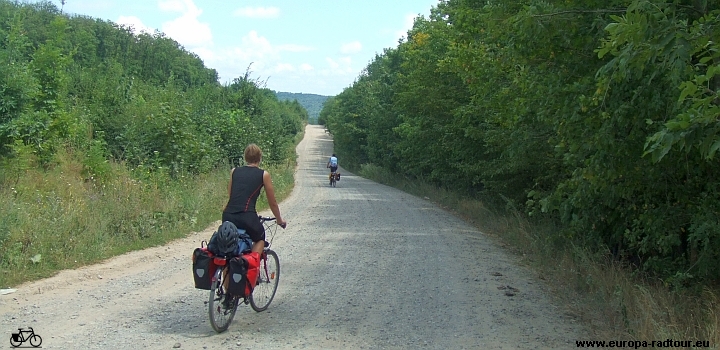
[327,154,338,180]
[223,143,287,259]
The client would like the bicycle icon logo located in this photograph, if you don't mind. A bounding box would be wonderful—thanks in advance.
[9,327,42,348]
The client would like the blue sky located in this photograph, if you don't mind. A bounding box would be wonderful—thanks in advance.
[50,0,440,96]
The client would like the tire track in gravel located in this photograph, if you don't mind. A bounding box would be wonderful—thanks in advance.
[0,125,587,349]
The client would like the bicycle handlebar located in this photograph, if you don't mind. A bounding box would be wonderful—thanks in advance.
[259,216,286,229]
[258,216,275,222]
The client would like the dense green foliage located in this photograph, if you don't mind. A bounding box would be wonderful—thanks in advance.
[276,91,330,124]
[0,0,305,174]
[322,0,720,283]
[0,0,306,281]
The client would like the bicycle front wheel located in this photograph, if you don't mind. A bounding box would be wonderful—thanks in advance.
[250,249,279,312]
[208,266,238,333]
[29,335,42,347]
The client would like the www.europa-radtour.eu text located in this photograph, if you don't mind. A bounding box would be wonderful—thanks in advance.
[575,339,711,348]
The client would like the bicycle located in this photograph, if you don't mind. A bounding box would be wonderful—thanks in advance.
[329,171,339,187]
[207,216,282,333]
[10,327,42,348]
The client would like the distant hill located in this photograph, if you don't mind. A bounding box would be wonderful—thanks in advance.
[275,92,331,124]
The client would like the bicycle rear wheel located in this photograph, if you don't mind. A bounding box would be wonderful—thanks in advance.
[250,249,279,312]
[9,335,21,347]
[208,266,238,332]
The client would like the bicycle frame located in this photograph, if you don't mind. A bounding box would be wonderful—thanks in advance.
[259,250,272,281]
[12,328,34,342]
[260,216,279,248]
[257,217,279,288]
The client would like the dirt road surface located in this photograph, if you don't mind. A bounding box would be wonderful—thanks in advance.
[1,125,586,349]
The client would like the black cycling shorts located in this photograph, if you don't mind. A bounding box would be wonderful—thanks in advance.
[221,211,265,243]
[330,166,338,173]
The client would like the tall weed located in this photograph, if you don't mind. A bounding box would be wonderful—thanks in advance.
[0,147,296,288]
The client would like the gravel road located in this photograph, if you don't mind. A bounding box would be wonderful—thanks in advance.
[1,125,586,349]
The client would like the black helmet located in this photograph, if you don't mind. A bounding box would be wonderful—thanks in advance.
[214,221,239,256]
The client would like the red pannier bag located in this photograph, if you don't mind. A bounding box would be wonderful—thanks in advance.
[244,252,260,292]
[227,252,260,297]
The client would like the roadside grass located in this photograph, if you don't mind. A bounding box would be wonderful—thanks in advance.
[0,147,297,288]
[358,163,720,347]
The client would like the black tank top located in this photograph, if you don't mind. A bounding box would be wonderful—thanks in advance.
[224,166,264,214]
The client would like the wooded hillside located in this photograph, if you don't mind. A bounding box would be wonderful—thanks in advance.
[276,92,330,124]
[321,0,720,284]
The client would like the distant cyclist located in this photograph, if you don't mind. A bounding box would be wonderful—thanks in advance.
[327,153,338,177]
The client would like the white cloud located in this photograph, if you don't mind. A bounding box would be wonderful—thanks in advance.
[198,31,310,69]
[158,0,186,13]
[240,30,276,58]
[274,63,295,72]
[196,30,280,83]
[340,41,362,54]
[162,17,213,48]
[233,7,280,18]
[116,16,154,34]
[191,46,216,61]
[326,58,340,70]
[66,0,113,12]
[159,0,213,49]
[183,30,324,91]
[325,56,354,75]
[278,44,314,53]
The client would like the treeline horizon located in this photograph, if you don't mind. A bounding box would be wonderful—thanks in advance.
[320,0,720,284]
